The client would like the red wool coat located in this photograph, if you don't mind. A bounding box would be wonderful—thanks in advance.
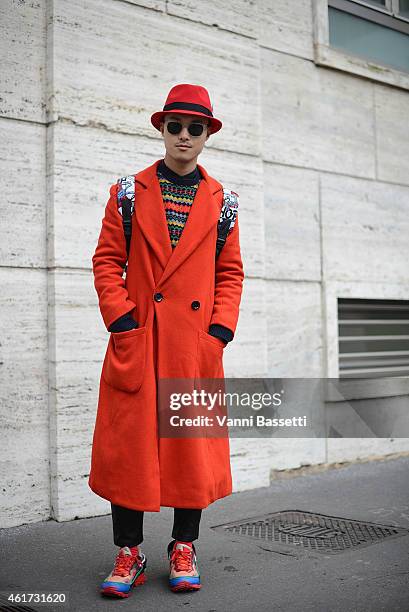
[88,158,244,511]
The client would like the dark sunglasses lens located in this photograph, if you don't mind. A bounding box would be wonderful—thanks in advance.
[188,123,204,136]
[167,121,182,134]
[166,121,205,136]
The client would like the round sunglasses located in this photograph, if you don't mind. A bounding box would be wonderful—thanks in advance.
[165,120,206,137]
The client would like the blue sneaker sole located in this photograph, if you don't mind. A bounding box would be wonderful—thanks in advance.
[101,555,147,598]
[169,576,201,592]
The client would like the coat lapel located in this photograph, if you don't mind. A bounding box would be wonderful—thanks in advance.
[135,159,222,286]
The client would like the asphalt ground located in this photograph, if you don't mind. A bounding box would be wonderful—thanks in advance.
[1,454,409,612]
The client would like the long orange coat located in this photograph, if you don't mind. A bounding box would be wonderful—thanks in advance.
[88,158,244,511]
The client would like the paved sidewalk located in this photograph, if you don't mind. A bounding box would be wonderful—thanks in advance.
[1,455,409,612]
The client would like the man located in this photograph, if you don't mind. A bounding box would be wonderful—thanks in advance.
[88,83,244,598]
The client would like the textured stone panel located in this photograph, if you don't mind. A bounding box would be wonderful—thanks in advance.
[230,439,273,491]
[0,268,49,528]
[167,0,258,38]
[261,48,375,177]
[266,280,323,377]
[224,277,266,378]
[321,173,409,283]
[264,161,320,281]
[375,84,409,187]
[48,122,163,269]
[268,439,326,473]
[0,118,46,268]
[48,268,107,521]
[258,0,313,60]
[50,356,103,522]
[231,438,326,491]
[124,0,165,9]
[50,0,260,156]
[203,148,264,278]
[328,439,409,464]
[0,0,46,122]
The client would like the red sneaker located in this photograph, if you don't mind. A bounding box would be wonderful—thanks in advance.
[100,545,147,598]
[167,540,201,592]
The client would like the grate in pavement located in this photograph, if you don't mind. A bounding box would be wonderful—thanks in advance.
[0,593,40,611]
[0,605,38,611]
[211,509,409,554]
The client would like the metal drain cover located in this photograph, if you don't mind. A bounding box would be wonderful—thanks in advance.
[0,596,38,611]
[211,509,409,554]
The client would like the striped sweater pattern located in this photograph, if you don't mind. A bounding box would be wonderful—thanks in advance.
[157,168,200,249]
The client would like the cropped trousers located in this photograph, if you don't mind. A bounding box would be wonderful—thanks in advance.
[111,503,202,547]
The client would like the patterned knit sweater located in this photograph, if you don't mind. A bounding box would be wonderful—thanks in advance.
[156,158,201,248]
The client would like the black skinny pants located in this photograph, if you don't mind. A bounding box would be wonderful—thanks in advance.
[111,503,202,547]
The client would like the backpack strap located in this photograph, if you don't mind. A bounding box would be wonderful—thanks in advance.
[116,175,136,274]
[116,177,239,267]
[216,188,239,259]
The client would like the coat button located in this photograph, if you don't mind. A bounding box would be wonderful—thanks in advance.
[154,292,164,302]
[191,300,200,310]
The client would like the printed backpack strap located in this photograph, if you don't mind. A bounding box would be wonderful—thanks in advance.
[216,188,239,259]
[116,175,136,273]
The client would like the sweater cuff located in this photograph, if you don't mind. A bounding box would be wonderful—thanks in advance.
[208,324,234,344]
[108,312,139,333]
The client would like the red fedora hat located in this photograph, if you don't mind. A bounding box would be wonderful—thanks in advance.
[151,83,222,135]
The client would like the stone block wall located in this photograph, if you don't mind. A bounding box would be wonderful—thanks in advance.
[1,0,408,527]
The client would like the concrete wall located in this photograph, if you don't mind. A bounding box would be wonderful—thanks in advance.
[0,1,49,528]
[1,0,408,527]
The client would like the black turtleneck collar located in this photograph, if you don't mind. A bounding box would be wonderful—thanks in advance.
[157,158,202,186]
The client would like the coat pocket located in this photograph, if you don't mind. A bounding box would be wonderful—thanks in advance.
[200,329,226,349]
[102,326,147,393]
[195,329,225,380]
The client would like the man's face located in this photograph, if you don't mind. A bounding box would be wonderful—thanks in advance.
[159,113,210,163]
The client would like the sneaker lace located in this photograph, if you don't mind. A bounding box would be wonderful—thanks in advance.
[171,547,193,572]
[113,548,139,577]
